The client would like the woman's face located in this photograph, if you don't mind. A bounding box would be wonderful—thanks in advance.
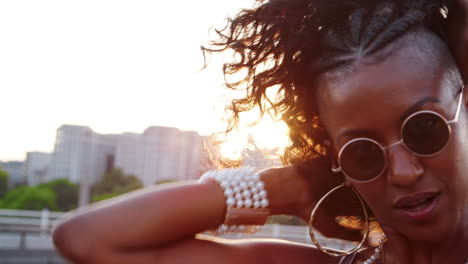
[317,33,468,242]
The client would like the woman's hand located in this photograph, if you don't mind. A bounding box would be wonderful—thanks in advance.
[261,159,338,221]
[263,159,361,242]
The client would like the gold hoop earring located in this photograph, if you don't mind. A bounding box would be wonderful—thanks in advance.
[308,183,370,257]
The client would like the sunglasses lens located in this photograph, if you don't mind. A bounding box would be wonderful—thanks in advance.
[340,139,386,181]
[402,112,450,155]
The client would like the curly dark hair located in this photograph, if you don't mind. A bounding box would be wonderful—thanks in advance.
[203,0,449,170]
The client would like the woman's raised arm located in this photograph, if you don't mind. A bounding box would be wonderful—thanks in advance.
[51,166,336,264]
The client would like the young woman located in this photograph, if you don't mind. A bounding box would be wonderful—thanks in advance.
[52,0,468,263]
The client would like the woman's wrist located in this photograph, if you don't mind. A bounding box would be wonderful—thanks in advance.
[198,178,228,228]
[199,165,314,229]
[199,167,271,233]
[260,166,310,219]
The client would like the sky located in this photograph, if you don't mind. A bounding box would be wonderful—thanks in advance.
[0,0,274,161]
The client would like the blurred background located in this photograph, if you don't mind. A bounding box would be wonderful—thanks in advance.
[0,1,346,263]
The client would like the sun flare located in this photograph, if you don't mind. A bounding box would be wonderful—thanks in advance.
[219,114,290,161]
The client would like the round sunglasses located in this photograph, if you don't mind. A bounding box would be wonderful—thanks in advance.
[332,86,464,182]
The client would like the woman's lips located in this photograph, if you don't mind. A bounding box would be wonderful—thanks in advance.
[393,192,441,221]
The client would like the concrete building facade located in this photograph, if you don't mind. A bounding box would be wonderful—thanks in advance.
[0,161,25,186]
[24,152,52,185]
[114,126,202,186]
[48,125,116,184]
[46,125,204,200]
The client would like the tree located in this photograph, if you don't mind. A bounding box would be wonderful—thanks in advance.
[91,169,143,202]
[0,186,57,211]
[0,179,79,212]
[39,179,79,211]
[0,166,9,198]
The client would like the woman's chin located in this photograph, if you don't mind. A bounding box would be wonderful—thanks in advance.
[389,195,456,243]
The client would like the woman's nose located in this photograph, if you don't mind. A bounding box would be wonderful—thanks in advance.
[386,145,424,187]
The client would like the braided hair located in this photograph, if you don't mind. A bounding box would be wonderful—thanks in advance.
[204,0,449,167]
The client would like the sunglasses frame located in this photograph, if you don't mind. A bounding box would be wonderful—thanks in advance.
[332,86,465,183]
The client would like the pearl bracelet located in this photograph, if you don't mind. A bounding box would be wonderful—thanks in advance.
[200,167,270,234]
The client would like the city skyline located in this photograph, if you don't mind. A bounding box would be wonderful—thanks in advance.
[1,124,284,203]
[0,123,211,162]
[0,117,290,164]
[0,0,257,161]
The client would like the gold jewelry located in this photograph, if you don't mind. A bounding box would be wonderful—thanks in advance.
[309,183,370,257]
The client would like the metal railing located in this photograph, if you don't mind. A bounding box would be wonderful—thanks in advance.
[0,209,66,263]
[0,209,64,235]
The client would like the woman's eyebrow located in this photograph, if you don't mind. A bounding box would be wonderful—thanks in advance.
[337,129,381,145]
[400,97,440,122]
[336,97,439,144]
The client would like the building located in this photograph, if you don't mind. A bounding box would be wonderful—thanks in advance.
[48,125,116,184]
[176,130,203,180]
[24,152,52,185]
[115,126,203,186]
[114,132,145,183]
[45,125,205,205]
[0,161,25,186]
[48,125,116,206]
